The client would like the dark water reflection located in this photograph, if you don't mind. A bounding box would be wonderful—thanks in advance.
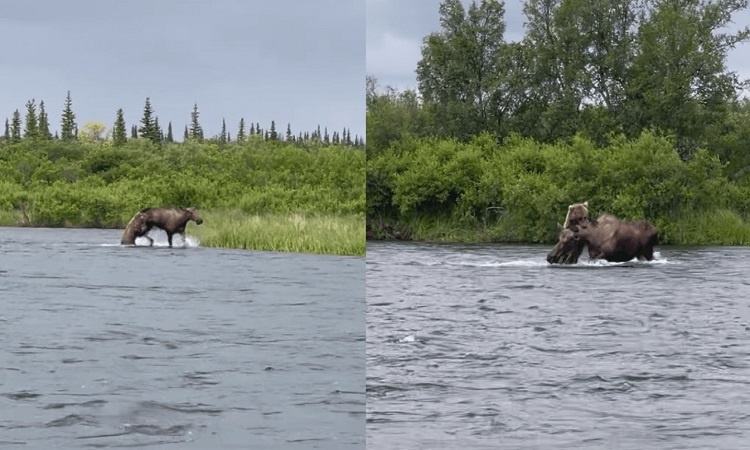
[0,227,364,449]
[366,241,750,449]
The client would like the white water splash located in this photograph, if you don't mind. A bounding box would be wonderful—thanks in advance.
[101,232,200,248]
[449,259,547,268]
[398,334,416,343]
[133,234,200,248]
[434,251,671,268]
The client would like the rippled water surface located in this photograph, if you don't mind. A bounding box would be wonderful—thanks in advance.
[366,241,750,449]
[0,227,364,449]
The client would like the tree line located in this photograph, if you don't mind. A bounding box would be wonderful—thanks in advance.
[368,0,750,163]
[0,133,364,228]
[367,0,750,244]
[3,91,364,149]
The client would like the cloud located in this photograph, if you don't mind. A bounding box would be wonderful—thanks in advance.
[0,0,365,139]
[366,32,422,80]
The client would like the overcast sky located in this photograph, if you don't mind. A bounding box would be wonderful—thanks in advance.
[367,0,750,94]
[0,0,364,140]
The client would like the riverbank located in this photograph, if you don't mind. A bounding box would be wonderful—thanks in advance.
[367,208,750,247]
[1,209,365,257]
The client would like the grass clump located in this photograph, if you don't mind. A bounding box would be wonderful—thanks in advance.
[664,209,750,246]
[191,209,365,256]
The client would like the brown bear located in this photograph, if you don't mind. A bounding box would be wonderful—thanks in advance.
[562,201,589,230]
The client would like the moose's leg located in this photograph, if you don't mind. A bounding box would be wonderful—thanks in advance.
[139,225,155,246]
[167,232,173,248]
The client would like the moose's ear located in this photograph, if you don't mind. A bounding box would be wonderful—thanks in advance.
[583,201,589,208]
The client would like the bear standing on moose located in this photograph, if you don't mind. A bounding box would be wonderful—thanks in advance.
[546,202,659,264]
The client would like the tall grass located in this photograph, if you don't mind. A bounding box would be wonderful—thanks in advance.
[665,209,750,245]
[0,210,19,227]
[191,209,365,256]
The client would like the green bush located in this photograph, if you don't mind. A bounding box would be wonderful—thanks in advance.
[0,138,364,228]
[367,130,750,245]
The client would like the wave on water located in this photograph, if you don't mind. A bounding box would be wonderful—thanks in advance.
[404,252,670,268]
[100,235,200,248]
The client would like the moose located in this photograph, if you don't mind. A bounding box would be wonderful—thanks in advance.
[121,207,203,247]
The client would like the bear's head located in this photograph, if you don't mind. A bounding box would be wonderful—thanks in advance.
[563,201,589,230]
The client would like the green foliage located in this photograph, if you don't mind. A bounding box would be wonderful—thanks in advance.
[38,101,51,140]
[375,0,750,154]
[366,77,428,157]
[60,91,77,141]
[24,99,38,139]
[416,0,508,140]
[113,108,127,147]
[0,138,364,231]
[189,103,203,141]
[192,210,365,256]
[366,0,750,246]
[10,110,21,142]
[237,118,246,142]
[138,98,159,144]
[367,131,750,245]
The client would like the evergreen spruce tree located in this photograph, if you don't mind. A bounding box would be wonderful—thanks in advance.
[39,100,52,140]
[285,123,292,141]
[346,129,351,146]
[237,118,246,142]
[54,131,59,139]
[131,124,138,139]
[323,127,330,145]
[166,121,174,143]
[24,99,38,139]
[139,97,159,143]
[11,110,22,142]
[113,108,127,147]
[249,121,255,136]
[189,103,203,141]
[220,118,227,144]
[154,116,163,144]
[38,101,51,140]
[269,121,277,140]
[3,118,9,141]
[256,122,261,135]
[184,125,189,141]
[60,91,77,141]
[264,130,269,140]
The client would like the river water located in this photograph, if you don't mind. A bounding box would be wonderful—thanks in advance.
[366,241,750,449]
[0,227,364,449]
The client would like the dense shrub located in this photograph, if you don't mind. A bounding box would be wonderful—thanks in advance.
[367,131,750,244]
[0,139,364,228]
